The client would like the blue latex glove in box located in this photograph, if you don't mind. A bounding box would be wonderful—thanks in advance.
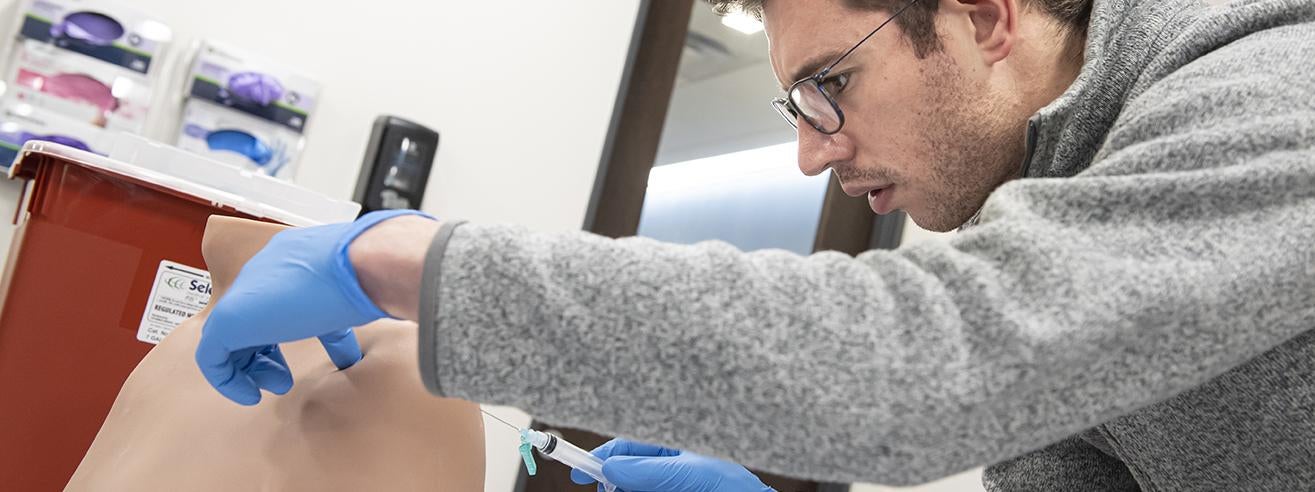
[571,439,775,492]
[195,210,433,405]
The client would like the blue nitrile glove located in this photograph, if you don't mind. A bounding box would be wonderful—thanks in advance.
[571,439,775,492]
[194,210,433,405]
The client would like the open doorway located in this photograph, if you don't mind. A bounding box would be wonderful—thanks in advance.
[637,5,832,255]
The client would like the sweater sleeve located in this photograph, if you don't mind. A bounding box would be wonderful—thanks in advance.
[416,15,1315,487]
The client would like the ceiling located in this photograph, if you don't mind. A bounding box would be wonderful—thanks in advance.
[656,5,795,166]
[675,5,769,85]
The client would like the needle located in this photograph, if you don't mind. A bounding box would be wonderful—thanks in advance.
[480,408,522,432]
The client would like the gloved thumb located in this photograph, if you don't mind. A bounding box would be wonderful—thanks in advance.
[318,328,363,369]
[602,455,698,492]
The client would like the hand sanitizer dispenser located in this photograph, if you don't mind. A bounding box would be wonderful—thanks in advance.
[352,116,438,214]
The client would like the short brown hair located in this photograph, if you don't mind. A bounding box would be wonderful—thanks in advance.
[707,0,1092,58]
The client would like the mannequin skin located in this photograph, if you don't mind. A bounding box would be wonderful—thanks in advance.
[67,216,485,491]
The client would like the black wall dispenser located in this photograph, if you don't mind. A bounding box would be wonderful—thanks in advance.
[353,116,439,215]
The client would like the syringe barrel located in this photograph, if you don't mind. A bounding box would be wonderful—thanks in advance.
[538,432,615,491]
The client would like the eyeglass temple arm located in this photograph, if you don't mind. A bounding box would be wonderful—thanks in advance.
[819,0,924,77]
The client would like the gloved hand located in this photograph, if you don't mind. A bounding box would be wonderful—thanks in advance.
[194,210,434,405]
[571,439,775,492]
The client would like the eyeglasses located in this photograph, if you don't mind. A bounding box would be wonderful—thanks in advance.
[771,0,921,135]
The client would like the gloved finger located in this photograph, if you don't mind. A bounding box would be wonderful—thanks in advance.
[573,439,672,485]
[569,468,595,486]
[318,328,362,370]
[196,332,262,405]
[247,346,293,395]
[569,467,614,486]
[590,438,680,460]
[602,455,691,492]
[574,440,634,483]
[262,343,289,368]
[569,469,586,485]
[565,472,614,492]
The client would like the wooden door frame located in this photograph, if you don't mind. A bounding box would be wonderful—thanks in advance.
[580,0,692,239]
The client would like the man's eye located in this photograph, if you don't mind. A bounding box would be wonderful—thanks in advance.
[820,73,850,95]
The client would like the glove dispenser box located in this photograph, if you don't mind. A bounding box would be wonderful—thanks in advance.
[0,135,357,490]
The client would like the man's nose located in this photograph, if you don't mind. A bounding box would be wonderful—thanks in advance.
[796,123,853,176]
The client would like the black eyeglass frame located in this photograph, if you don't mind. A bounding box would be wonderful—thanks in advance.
[771,0,922,135]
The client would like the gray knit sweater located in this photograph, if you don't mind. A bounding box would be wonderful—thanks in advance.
[417,0,1315,488]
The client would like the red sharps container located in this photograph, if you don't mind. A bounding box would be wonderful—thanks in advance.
[0,136,360,491]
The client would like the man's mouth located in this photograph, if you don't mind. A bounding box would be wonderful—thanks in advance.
[868,186,896,214]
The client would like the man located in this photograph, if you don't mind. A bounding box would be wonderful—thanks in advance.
[193,0,1315,490]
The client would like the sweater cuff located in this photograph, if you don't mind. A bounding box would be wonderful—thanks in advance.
[417,220,467,396]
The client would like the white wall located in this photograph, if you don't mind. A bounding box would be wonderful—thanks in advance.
[899,220,955,247]
[0,1,642,491]
[144,0,639,232]
[0,0,641,229]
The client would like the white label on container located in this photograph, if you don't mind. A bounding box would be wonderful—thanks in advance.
[137,260,212,344]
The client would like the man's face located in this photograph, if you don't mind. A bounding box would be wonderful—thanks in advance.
[764,0,1027,232]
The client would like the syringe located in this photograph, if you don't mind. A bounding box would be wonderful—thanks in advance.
[522,428,617,492]
[481,410,618,492]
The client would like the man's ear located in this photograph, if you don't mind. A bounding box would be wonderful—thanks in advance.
[956,0,1019,64]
